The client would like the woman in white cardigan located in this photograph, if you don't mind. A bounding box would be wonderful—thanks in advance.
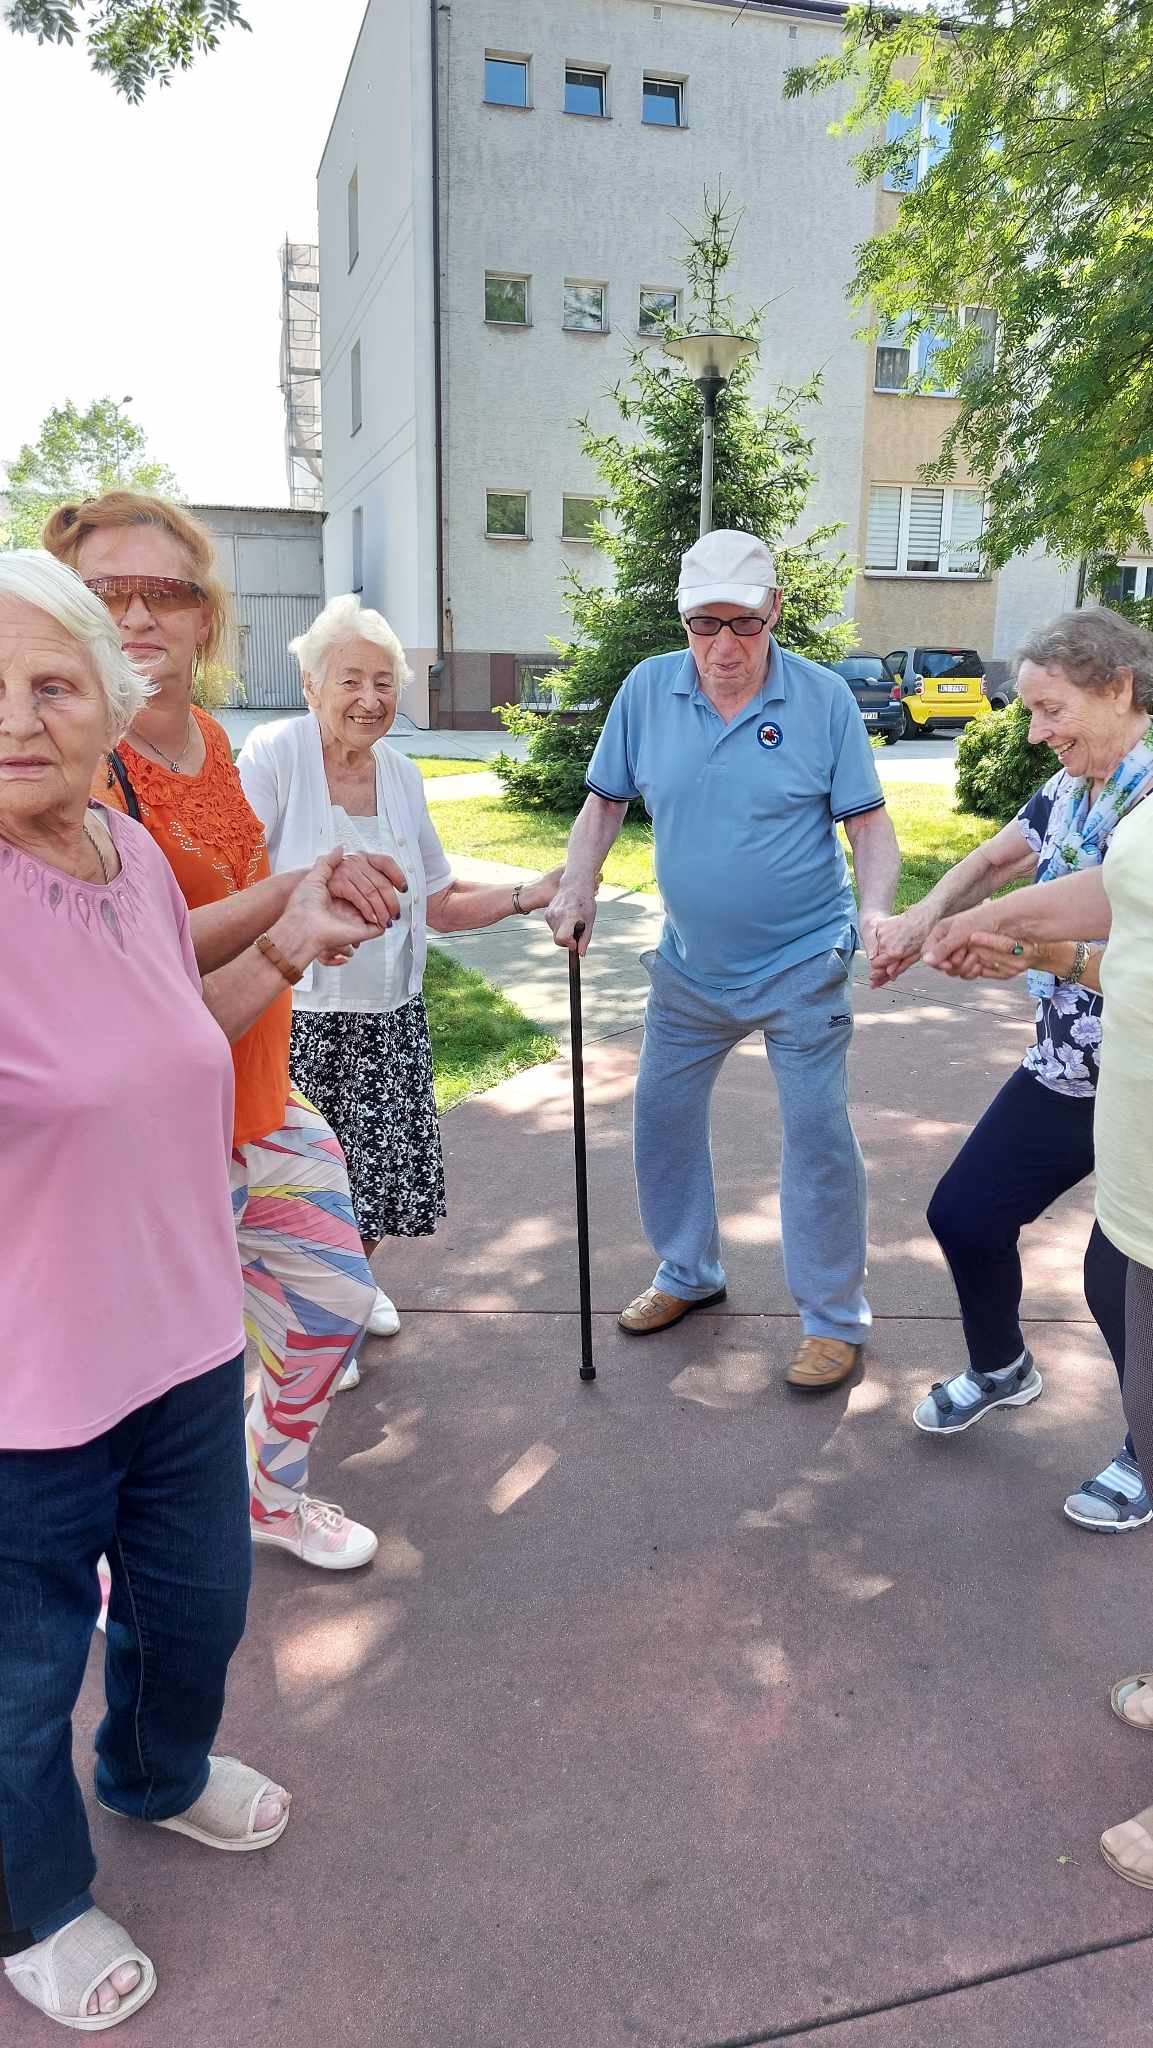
[237,596,559,1362]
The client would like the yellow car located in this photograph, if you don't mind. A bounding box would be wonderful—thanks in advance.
[884,645,995,740]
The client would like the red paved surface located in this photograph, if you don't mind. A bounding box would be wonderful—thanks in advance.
[12,967,1152,2047]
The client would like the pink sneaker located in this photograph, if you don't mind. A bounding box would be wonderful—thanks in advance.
[250,1497,378,1571]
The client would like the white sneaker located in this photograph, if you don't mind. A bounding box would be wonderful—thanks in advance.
[367,1288,400,1337]
[335,1354,361,1391]
[251,1498,378,1570]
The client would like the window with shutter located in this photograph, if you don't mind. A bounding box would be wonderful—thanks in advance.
[906,489,944,572]
[946,489,984,573]
[874,318,911,391]
[866,486,902,569]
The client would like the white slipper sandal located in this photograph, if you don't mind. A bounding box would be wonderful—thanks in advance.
[99,1755,290,1853]
[4,1907,155,2031]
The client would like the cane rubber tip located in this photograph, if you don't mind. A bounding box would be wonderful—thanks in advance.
[580,1365,597,1381]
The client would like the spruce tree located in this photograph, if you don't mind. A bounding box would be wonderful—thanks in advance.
[497,193,854,814]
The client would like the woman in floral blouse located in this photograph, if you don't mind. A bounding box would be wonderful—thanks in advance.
[869,609,1153,1526]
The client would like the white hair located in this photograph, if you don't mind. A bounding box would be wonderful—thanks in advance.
[289,593,413,688]
[0,549,154,739]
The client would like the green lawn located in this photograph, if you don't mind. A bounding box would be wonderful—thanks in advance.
[431,784,991,909]
[414,757,492,778]
[423,945,555,1112]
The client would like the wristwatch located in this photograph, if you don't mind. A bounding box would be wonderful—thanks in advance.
[255,931,305,986]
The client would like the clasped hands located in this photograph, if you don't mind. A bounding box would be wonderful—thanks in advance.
[866,901,1033,989]
[287,849,407,969]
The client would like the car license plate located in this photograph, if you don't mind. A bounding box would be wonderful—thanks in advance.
[861,710,878,721]
[937,683,967,694]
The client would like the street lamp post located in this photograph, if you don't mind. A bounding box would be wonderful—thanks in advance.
[663,331,758,537]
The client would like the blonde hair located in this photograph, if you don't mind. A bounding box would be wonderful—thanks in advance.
[289,593,412,689]
[0,550,155,739]
[41,491,235,699]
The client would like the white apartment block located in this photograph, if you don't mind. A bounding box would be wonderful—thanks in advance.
[318,0,1080,729]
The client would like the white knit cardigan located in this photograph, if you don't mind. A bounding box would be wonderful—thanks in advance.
[235,712,452,997]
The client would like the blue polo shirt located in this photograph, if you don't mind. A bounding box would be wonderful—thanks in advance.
[586,640,885,989]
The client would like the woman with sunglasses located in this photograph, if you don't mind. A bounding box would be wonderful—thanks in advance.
[43,493,399,1573]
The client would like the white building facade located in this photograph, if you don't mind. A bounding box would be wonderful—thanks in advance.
[319,0,1080,728]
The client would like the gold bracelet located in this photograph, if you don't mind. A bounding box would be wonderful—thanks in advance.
[511,884,530,915]
[255,931,304,986]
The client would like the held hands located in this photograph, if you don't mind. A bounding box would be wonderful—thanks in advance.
[866,906,934,988]
[279,853,387,969]
[326,848,406,929]
[923,904,1027,981]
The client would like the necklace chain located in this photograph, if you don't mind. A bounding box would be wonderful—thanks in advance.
[83,815,112,885]
[135,714,196,774]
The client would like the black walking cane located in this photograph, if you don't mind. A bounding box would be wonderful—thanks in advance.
[568,923,596,1382]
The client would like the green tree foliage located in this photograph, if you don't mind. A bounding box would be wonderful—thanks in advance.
[4,1,248,99]
[785,1,1153,565]
[5,397,180,548]
[498,194,854,814]
[954,699,1059,822]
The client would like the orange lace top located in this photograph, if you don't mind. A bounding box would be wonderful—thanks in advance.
[97,707,291,1147]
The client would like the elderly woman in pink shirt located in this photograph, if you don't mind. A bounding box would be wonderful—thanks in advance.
[0,554,377,2033]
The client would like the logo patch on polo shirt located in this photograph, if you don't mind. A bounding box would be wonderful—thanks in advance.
[756,721,783,751]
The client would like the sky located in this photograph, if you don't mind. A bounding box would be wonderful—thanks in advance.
[0,0,368,507]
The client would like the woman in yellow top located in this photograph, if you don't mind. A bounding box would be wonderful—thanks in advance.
[925,796,1153,1889]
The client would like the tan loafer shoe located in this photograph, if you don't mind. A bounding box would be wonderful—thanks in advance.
[785,1336,862,1390]
[618,1285,727,1335]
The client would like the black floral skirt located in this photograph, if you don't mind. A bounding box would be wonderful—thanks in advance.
[290,996,447,1241]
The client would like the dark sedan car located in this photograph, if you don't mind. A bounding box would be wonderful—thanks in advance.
[830,655,903,745]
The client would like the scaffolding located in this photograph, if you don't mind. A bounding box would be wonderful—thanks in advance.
[279,240,323,511]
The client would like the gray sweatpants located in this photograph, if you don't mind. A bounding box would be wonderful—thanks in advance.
[634,943,872,1346]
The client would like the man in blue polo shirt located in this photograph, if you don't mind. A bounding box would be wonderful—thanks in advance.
[546,529,900,1389]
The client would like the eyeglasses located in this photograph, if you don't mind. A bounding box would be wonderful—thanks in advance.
[85,575,204,621]
[685,613,769,638]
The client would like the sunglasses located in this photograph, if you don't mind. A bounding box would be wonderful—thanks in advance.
[85,575,205,621]
[685,613,770,638]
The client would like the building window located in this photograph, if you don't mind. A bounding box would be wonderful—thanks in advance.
[565,66,607,117]
[563,281,607,332]
[350,339,362,436]
[562,496,601,542]
[1100,561,1153,604]
[485,273,530,325]
[486,491,530,539]
[347,169,359,270]
[519,661,560,710]
[351,507,364,593]
[866,484,985,575]
[484,54,530,107]
[639,288,680,335]
[874,306,996,393]
[642,76,683,126]
[883,100,951,191]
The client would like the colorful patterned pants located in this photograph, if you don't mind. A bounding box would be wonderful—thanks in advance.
[233,1091,376,1525]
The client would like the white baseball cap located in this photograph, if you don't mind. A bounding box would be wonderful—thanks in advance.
[676,529,778,614]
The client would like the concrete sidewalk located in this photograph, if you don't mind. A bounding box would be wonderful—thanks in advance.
[36,945,1153,2048]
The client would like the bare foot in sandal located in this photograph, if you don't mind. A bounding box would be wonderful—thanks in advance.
[88,1962,143,2019]
[1101,1808,1153,1886]
[4,1907,156,2029]
[1113,1675,1153,1729]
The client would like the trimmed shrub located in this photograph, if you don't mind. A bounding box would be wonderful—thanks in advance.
[955,699,1059,822]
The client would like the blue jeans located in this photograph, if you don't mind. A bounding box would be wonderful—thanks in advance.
[634,944,871,1345]
[0,1356,250,1955]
